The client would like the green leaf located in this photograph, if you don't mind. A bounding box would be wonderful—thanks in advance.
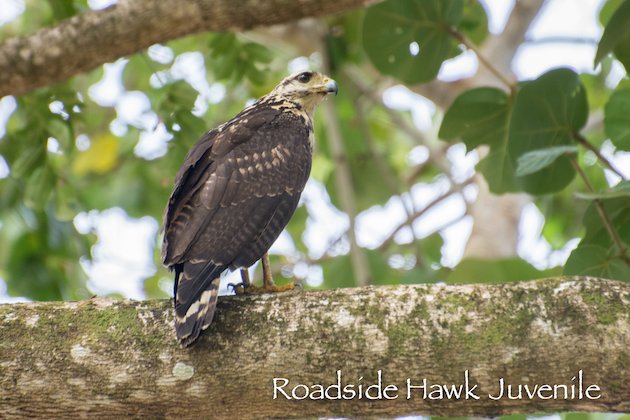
[460,0,489,45]
[515,145,579,176]
[7,231,64,301]
[362,0,464,84]
[614,38,630,75]
[11,143,46,178]
[209,33,237,56]
[46,0,78,21]
[594,0,630,72]
[604,87,630,150]
[0,177,24,213]
[245,64,267,86]
[208,35,272,84]
[439,87,508,148]
[580,73,612,111]
[477,149,517,194]
[122,55,152,91]
[564,244,630,280]
[575,180,630,200]
[243,42,274,64]
[5,210,91,301]
[599,0,625,24]
[446,257,560,284]
[164,81,199,111]
[538,190,587,249]
[581,196,630,248]
[24,166,56,210]
[212,47,239,80]
[54,182,80,221]
[439,87,517,193]
[46,118,72,151]
[508,68,587,194]
[174,110,206,139]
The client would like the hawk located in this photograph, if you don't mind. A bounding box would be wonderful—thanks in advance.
[162,71,338,346]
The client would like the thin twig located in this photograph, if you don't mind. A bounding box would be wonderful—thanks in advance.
[355,97,426,265]
[316,228,350,261]
[570,158,630,265]
[574,131,627,180]
[404,160,432,185]
[449,28,516,93]
[344,66,453,178]
[377,177,474,252]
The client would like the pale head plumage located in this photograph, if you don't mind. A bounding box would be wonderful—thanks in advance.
[265,71,338,116]
[164,71,337,346]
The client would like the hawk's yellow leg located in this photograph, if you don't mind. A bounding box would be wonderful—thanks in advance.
[232,253,296,295]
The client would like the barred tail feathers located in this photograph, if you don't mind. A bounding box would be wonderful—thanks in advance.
[173,261,224,346]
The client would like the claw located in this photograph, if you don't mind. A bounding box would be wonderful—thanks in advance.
[231,256,300,296]
[227,282,245,295]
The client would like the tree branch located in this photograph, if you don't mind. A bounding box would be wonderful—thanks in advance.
[354,96,426,262]
[321,99,372,286]
[0,0,381,97]
[377,178,473,252]
[1,277,629,418]
[344,66,453,177]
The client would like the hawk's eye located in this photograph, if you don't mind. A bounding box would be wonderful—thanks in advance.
[297,72,312,83]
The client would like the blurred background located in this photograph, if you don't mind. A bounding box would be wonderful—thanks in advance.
[0,0,628,308]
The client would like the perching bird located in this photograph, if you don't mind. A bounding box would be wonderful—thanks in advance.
[162,71,338,346]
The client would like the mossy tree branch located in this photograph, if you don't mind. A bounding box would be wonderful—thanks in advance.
[1,277,629,418]
[0,0,381,97]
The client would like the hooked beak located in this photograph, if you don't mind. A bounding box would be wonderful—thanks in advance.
[325,79,338,96]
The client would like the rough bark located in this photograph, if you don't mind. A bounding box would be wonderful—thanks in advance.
[0,0,380,97]
[1,277,629,419]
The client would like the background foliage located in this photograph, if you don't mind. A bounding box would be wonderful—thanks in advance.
[0,0,629,307]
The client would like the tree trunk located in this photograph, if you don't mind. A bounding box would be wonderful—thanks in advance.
[1,277,628,418]
[0,0,381,97]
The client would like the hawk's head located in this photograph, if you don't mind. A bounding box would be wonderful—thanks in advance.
[267,71,338,115]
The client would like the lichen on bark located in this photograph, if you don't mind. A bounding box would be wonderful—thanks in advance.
[0,277,629,418]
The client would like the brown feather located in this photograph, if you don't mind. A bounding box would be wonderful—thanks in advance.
[162,71,335,346]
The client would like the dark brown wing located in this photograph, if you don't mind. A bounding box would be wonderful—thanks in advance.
[162,104,312,345]
[161,105,281,264]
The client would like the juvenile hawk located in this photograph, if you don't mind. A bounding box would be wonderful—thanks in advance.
[162,71,338,346]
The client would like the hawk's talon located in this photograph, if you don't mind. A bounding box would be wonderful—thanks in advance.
[163,72,337,346]
[227,282,246,295]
